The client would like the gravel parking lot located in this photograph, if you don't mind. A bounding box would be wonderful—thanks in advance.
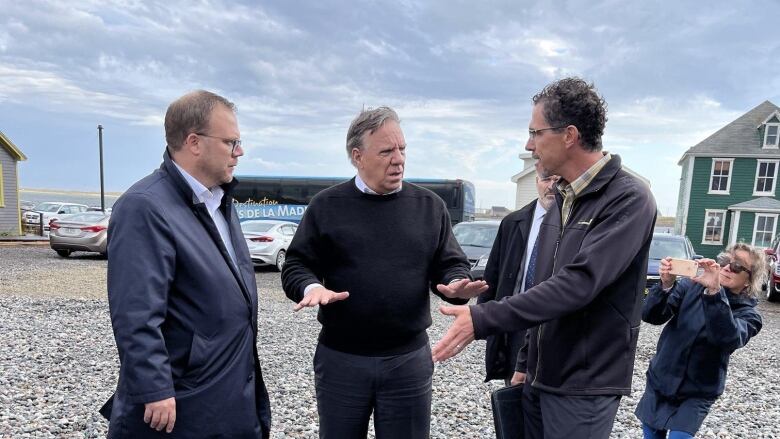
[1,244,779,438]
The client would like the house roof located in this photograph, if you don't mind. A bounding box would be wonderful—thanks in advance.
[510,166,537,183]
[729,197,780,212]
[0,131,27,161]
[679,101,780,163]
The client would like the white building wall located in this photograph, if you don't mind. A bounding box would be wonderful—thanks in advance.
[515,176,537,209]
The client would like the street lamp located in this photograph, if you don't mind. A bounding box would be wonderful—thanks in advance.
[98,125,105,212]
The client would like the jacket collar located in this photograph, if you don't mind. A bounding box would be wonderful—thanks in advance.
[574,153,623,198]
[161,149,239,208]
[725,289,758,307]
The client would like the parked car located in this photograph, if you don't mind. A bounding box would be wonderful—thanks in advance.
[763,236,780,302]
[646,233,701,292]
[49,212,110,257]
[87,206,113,213]
[23,202,89,235]
[452,220,501,279]
[241,220,298,271]
[20,200,36,211]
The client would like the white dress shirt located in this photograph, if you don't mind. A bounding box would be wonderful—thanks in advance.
[355,174,403,195]
[173,161,238,269]
[519,200,547,294]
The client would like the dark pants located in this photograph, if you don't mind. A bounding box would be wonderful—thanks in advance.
[642,423,694,439]
[313,343,433,439]
[521,381,621,439]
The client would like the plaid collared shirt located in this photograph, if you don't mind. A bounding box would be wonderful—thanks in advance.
[558,152,612,226]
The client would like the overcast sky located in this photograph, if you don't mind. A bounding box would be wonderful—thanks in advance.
[2,0,779,215]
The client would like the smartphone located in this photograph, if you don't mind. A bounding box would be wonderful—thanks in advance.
[668,258,699,277]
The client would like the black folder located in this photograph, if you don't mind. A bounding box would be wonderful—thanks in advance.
[490,384,524,439]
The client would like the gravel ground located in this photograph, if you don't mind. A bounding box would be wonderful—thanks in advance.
[1,244,779,438]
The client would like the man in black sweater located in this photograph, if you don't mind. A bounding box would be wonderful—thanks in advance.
[281,106,487,439]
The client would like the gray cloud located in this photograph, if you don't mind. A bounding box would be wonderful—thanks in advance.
[2,0,780,211]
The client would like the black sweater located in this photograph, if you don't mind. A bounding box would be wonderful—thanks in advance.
[281,179,471,356]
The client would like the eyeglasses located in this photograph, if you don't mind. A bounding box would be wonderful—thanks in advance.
[195,132,242,155]
[716,253,752,276]
[528,126,565,139]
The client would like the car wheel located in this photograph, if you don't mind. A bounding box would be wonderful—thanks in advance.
[275,250,286,272]
[56,249,71,258]
[768,277,780,303]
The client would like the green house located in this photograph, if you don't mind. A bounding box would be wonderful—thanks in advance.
[675,101,780,258]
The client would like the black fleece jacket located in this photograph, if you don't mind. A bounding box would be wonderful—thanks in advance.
[471,155,657,396]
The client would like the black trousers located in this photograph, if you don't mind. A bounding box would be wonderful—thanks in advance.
[521,381,621,439]
[313,343,433,439]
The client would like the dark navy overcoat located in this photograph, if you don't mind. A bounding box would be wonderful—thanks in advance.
[102,152,271,438]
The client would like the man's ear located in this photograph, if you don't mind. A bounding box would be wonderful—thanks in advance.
[351,147,362,168]
[184,133,202,156]
[563,125,580,149]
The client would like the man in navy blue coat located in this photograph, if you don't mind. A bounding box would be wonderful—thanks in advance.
[102,90,271,438]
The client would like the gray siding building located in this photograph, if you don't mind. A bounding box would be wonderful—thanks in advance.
[0,131,27,236]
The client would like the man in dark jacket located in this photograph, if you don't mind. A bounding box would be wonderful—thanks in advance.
[433,77,657,439]
[282,106,487,439]
[102,90,271,438]
[478,167,558,385]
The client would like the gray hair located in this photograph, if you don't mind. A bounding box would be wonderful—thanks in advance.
[345,106,400,166]
[724,242,767,298]
[165,90,237,151]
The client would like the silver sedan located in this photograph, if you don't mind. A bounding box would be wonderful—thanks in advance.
[49,212,110,257]
[240,220,298,271]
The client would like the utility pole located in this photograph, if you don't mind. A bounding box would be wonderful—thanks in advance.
[98,125,105,212]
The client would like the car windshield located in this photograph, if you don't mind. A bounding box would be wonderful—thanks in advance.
[649,237,689,260]
[453,223,498,248]
[241,222,275,233]
[35,202,61,212]
[63,213,108,223]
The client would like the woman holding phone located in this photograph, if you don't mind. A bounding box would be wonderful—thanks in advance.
[635,243,765,439]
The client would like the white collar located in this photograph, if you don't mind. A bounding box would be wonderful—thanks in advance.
[354,174,402,195]
[172,161,224,208]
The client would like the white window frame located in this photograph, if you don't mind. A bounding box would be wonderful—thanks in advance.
[764,123,780,149]
[752,213,778,248]
[708,158,734,195]
[753,159,779,196]
[702,209,727,245]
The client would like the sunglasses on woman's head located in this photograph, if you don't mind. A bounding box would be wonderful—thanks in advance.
[716,253,752,276]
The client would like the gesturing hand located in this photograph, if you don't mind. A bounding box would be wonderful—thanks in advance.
[144,397,176,433]
[436,278,489,300]
[431,305,475,362]
[294,287,350,312]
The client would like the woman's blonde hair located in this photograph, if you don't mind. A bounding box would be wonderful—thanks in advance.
[724,242,768,298]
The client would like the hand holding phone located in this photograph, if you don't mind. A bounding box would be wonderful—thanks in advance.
[668,258,700,277]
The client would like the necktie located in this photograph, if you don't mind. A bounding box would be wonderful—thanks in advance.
[524,235,540,292]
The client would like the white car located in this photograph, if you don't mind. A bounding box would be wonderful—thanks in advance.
[23,202,89,235]
[240,220,298,271]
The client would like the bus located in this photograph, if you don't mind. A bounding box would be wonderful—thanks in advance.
[232,176,475,225]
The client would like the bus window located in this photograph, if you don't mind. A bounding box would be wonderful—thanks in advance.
[278,182,308,205]
[428,186,454,206]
